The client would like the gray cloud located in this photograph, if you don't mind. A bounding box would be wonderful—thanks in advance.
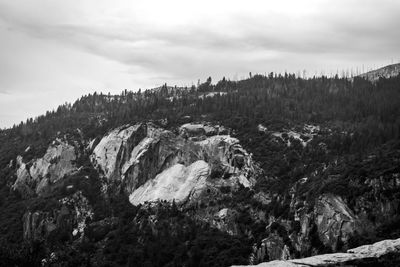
[2,1,399,64]
[0,0,399,128]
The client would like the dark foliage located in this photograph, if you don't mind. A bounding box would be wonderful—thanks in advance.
[1,73,400,266]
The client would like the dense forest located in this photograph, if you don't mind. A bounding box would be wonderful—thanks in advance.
[2,73,400,165]
[1,72,400,266]
[2,73,399,191]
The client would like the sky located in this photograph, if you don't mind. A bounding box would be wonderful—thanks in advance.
[0,0,399,128]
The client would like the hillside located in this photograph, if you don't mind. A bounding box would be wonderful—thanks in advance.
[358,63,400,82]
[0,68,400,266]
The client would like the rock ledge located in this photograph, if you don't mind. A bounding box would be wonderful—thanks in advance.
[233,238,400,267]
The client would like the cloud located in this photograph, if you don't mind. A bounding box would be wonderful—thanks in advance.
[1,0,399,65]
[0,0,399,127]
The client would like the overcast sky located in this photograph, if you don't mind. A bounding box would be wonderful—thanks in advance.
[0,0,399,128]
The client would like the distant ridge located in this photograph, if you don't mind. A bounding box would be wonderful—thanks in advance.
[358,63,400,82]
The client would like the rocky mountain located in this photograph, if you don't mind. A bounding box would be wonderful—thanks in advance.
[1,67,400,266]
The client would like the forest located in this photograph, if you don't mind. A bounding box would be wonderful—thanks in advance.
[0,72,400,266]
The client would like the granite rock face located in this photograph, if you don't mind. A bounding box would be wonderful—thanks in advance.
[260,234,291,262]
[249,170,400,263]
[91,122,258,205]
[91,123,187,194]
[250,193,361,263]
[234,238,400,267]
[91,124,147,181]
[30,141,76,184]
[13,155,35,197]
[314,194,359,251]
[129,160,210,205]
[12,140,78,197]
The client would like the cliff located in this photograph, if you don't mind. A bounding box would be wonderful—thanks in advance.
[12,139,78,197]
[90,122,258,205]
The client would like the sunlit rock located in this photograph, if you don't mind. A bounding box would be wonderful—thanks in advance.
[92,122,258,205]
[129,160,210,205]
[234,238,400,267]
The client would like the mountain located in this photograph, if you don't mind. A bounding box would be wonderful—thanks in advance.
[358,63,400,82]
[1,66,400,266]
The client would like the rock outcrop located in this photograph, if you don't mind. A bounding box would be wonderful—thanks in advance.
[91,123,185,194]
[253,234,291,262]
[23,191,93,241]
[129,160,210,205]
[271,124,320,148]
[209,208,239,236]
[59,191,94,238]
[13,156,35,197]
[250,193,360,263]
[91,124,147,181]
[30,141,76,185]
[314,194,359,251]
[91,122,258,205]
[233,238,400,267]
[179,123,228,139]
[12,140,78,197]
